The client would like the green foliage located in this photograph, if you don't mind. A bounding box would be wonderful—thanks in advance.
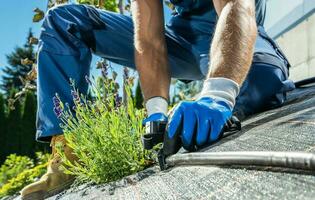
[0,94,7,162]
[77,0,118,12]
[0,163,47,197]
[1,30,36,95]
[21,92,50,157]
[57,74,153,184]
[20,92,41,155]
[6,97,22,156]
[0,30,49,163]
[0,155,34,187]
[34,152,50,165]
[165,1,175,10]
[171,80,203,104]
[134,80,144,109]
[0,91,49,164]
[0,153,49,197]
[32,8,45,22]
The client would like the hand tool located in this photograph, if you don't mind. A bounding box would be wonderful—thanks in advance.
[142,116,241,170]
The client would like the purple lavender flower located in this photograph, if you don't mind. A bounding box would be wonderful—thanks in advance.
[53,95,63,118]
[71,90,80,103]
[123,68,129,79]
[114,94,122,107]
[53,96,60,107]
[53,107,62,118]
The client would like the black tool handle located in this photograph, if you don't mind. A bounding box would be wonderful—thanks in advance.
[142,121,167,150]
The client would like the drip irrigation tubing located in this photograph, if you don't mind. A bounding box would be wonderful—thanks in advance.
[295,77,315,88]
[165,151,315,171]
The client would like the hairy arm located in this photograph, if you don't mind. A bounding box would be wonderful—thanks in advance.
[210,0,257,84]
[131,0,170,101]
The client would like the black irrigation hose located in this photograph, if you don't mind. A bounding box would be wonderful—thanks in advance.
[165,151,315,171]
[295,77,315,88]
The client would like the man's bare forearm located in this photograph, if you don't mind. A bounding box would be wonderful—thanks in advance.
[209,0,257,84]
[131,0,170,101]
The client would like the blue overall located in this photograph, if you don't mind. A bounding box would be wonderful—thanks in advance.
[36,1,295,142]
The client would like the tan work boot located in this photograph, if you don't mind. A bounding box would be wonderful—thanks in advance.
[21,135,78,200]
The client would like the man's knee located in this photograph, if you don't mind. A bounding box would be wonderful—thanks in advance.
[44,4,105,30]
[40,4,105,54]
[42,4,86,30]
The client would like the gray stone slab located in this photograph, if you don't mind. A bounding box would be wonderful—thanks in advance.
[21,86,315,200]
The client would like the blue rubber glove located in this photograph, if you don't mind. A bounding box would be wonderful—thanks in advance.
[142,113,168,126]
[163,78,239,156]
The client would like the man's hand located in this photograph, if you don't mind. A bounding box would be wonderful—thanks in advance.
[164,98,231,155]
[163,78,239,156]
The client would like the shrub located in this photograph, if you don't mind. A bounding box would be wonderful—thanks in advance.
[0,93,7,163]
[56,71,153,184]
[0,152,49,197]
[0,154,34,187]
[0,163,47,197]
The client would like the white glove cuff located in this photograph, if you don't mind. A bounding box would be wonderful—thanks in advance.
[198,78,240,110]
[145,97,168,116]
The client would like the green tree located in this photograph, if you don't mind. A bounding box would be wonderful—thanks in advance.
[20,92,36,156]
[0,94,7,163]
[171,80,202,104]
[6,97,22,156]
[21,92,50,155]
[134,80,144,109]
[1,30,36,95]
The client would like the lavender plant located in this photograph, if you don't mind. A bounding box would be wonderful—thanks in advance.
[55,68,153,184]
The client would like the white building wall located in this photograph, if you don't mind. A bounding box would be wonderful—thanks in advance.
[276,14,315,81]
[266,0,315,81]
[265,0,303,30]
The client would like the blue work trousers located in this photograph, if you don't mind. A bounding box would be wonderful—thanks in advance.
[36,4,294,142]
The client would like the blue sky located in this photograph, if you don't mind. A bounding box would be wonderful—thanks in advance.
[0,0,47,73]
[0,0,172,94]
